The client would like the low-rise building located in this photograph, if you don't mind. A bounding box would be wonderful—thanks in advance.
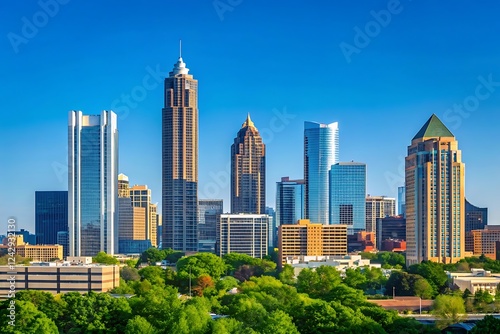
[468,225,500,259]
[0,263,120,297]
[448,268,500,295]
[0,235,63,261]
[287,255,382,277]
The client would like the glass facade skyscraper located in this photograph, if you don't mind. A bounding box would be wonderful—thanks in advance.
[304,121,339,224]
[276,177,304,226]
[398,186,406,216]
[162,54,198,251]
[68,110,118,256]
[198,199,223,253]
[329,162,366,233]
[35,191,68,245]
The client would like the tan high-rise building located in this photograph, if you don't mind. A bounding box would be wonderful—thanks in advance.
[405,114,465,266]
[162,50,198,251]
[118,175,146,243]
[130,185,157,247]
[278,219,347,268]
[231,114,266,214]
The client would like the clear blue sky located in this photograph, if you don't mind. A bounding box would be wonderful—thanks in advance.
[1,0,499,232]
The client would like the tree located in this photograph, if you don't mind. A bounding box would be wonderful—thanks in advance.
[177,253,227,281]
[414,277,433,299]
[259,310,300,334]
[432,295,465,329]
[193,274,215,296]
[124,316,156,334]
[212,317,256,334]
[408,261,448,294]
[234,265,263,282]
[137,248,165,265]
[216,276,240,294]
[93,251,119,265]
[344,268,367,290]
[138,266,165,286]
[470,315,500,333]
[0,300,59,333]
[14,290,63,321]
[278,264,295,285]
[121,266,140,281]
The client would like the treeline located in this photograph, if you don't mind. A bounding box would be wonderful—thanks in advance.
[1,251,442,333]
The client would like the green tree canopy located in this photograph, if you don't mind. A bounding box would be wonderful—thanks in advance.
[177,252,227,280]
[92,251,119,265]
[432,294,466,329]
[124,315,156,334]
[470,315,500,334]
[0,300,59,334]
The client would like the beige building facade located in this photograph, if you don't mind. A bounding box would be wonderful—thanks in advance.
[278,219,347,268]
[0,264,119,296]
[405,115,465,266]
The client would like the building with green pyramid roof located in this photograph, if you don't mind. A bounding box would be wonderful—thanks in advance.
[412,114,455,140]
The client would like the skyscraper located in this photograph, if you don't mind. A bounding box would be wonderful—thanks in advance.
[329,162,366,233]
[35,191,68,245]
[365,195,396,237]
[162,51,198,251]
[304,121,339,224]
[130,185,158,247]
[198,199,223,252]
[68,110,118,256]
[217,214,269,258]
[231,114,266,214]
[276,177,305,226]
[405,114,465,265]
[465,199,488,232]
[398,186,406,216]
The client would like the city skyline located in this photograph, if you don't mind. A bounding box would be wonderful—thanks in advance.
[2,1,500,231]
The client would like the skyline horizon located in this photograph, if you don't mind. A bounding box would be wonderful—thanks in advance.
[2,1,499,233]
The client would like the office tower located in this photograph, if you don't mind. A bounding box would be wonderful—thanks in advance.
[405,114,465,265]
[376,215,406,250]
[365,196,396,242]
[276,177,305,226]
[398,186,406,216]
[130,185,158,247]
[469,226,500,259]
[217,214,270,258]
[464,199,488,253]
[35,191,68,245]
[304,121,339,224]
[265,206,276,249]
[278,219,347,268]
[68,110,118,256]
[162,51,198,251]
[156,213,162,248]
[231,114,266,214]
[57,231,69,257]
[198,199,223,252]
[465,199,488,232]
[117,174,151,254]
[329,162,366,233]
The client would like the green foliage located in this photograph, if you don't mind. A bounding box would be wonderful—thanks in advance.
[216,276,240,293]
[223,253,276,277]
[137,247,185,266]
[259,310,299,334]
[0,300,59,334]
[138,266,165,286]
[444,256,500,273]
[93,251,119,265]
[121,266,140,281]
[408,261,448,295]
[124,315,156,334]
[125,258,138,268]
[361,252,406,268]
[386,272,434,298]
[14,290,63,321]
[344,267,368,290]
[470,315,500,333]
[0,254,31,265]
[414,277,434,299]
[278,264,295,285]
[296,266,342,298]
[212,317,256,334]
[432,294,466,329]
[177,252,227,280]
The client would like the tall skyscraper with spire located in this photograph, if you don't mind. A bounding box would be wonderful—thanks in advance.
[231,114,266,214]
[68,110,118,256]
[405,114,465,266]
[162,46,198,251]
[304,121,339,224]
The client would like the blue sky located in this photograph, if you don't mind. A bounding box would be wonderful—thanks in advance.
[1,0,499,232]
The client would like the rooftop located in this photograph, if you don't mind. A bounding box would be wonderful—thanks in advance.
[412,114,454,140]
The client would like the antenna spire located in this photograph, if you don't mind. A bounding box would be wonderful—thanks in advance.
[179,39,182,58]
